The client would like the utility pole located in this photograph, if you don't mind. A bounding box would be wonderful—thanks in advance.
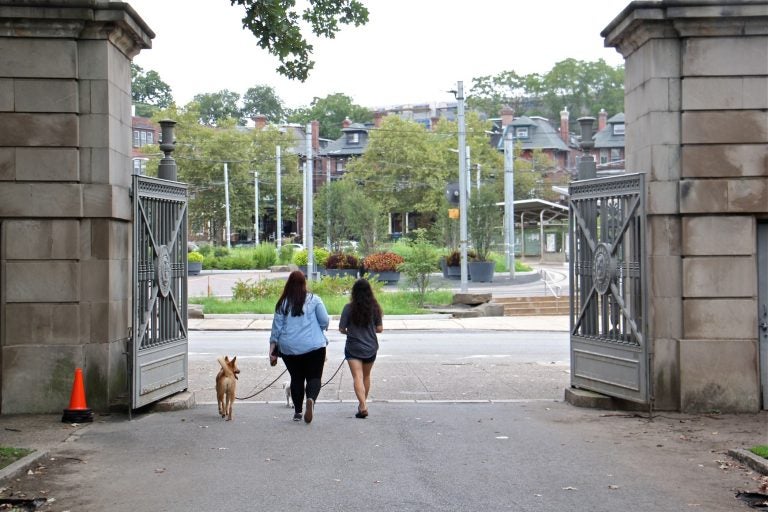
[326,158,331,250]
[224,162,231,249]
[276,145,282,250]
[504,131,515,278]
[456,81,469,293]
[305,123,314,280]
[251,171,259,245]
[466,145,471,201]
[476,163,482,191]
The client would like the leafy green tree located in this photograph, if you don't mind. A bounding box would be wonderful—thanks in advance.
[468,185,502,262]
[345,116,444,217]
[242,84,286,123]
[468,58,624,120]
[313,179,385,254]
[131,63,173,117]
[231,0,369,81]
[191,90,243,126]
[145,104,301,245]
[288,93,372,139]
[398,229,439,307]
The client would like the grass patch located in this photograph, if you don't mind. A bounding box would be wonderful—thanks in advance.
[0,446,33,470]
[190,290,454,316]
[750,445,768,459]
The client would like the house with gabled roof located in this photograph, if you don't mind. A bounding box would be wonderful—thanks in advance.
[319,118,371,184]
[593,110,625,172]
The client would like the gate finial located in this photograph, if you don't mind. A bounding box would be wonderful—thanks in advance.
[158,119,177,181]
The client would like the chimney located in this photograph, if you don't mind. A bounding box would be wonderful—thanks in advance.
[500,106,514,129]
[373,110,384,128]
[311,120,320,153]
[342,117,351,129]
[252,114,268,130]
[598,108,608,132]
[560,107,570,144]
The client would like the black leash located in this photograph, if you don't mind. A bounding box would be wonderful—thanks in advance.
[235,359,346,400]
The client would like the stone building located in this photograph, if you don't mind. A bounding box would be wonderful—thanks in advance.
[603,0,768,412]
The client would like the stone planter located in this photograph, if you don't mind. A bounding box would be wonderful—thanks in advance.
[188,261,202,275]
[446,265,460,279]
[468,260,495,283]
[326,268,358,279]
[370,270,401,284]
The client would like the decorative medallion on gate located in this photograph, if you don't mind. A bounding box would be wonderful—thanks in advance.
[568,173,649,404]
[593,242,614,296]
[156,245,172,298]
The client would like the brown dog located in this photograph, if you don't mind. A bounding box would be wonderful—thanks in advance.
[216,355,240,421]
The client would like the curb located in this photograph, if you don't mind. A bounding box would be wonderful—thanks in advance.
[728,448,768,476]
[0,449,49,484]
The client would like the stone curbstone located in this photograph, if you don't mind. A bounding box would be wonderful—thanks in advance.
[0,449,49,484]
[728,448,768,476]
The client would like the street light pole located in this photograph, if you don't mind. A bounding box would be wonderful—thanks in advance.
[305,123,314,280]
[251,171,259,245]
[224,162,231,249]
[504,131,515,278]
[276,145,282,250]
[456,81,469,293]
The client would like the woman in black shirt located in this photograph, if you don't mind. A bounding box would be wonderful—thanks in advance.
[339,279,383,418]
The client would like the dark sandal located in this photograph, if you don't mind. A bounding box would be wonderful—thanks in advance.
[355,409,368,419]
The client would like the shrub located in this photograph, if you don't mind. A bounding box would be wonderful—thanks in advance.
[278,245,295,264]
[292,249,309,266]
[231,278,285,301]
[446,249,476,266]
[314,247,330,267]
[213,246,230,258]
[326,252,359,269]
[398,229,439,307]
[363,252,404,272]
[187,251,204,263]
[198,244,213,257]
[252,243,277,269]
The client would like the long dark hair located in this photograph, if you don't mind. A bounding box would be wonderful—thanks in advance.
[348,278,381,327]
[275,270,308,317]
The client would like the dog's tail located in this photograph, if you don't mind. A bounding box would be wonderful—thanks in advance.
[217,356,231,374]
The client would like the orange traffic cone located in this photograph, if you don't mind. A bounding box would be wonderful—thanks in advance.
[61,368,93,423]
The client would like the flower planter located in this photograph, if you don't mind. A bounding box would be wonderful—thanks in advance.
[439,257,449,278]
[468,261,495,283]
[326,269,358,279]
[187,261,202,276]
[446,265,461,280]
[370,270,400,284]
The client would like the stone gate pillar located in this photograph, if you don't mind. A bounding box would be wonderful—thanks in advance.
[0,1,152,413]
[604,1,767,412]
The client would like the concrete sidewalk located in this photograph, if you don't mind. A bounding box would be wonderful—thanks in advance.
[189,314,570,332]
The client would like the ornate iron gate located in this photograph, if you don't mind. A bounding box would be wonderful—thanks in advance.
[131,175,189,409]
[569,173,649,404]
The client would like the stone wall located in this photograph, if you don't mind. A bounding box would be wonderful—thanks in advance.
[604,1,767,412]
[0,2,152,413]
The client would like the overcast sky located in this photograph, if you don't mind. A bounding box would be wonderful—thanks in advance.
[127,0,632,111]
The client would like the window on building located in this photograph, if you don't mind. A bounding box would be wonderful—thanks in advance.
[147,131,154,145]
[336,159,345,173]
[347,132,359,144]
[613,123,625,136]
[133,158,147,175]
[133,130,140,148]
[600,150,608,164]
[515,127,529,139]
[610,148,621,162]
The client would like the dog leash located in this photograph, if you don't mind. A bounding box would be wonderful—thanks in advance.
[235,359,346,401]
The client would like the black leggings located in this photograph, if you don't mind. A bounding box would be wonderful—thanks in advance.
[281,347,326,413]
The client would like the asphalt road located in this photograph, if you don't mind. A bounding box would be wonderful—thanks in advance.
[188,330,572,404]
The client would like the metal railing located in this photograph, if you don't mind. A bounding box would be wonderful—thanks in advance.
[539,268,562,298]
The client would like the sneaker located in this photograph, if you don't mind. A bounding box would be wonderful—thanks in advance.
[304,398,314,424]
[293,412,302,421]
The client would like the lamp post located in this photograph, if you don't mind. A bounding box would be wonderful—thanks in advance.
[504,131,515,278]
[224,162,231,250]
[250,171,259,245]
[456,81,468,293]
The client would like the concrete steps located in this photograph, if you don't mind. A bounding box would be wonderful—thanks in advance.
[494,295,570,316]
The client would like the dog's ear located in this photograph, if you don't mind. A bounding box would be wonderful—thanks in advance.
[231,356,237,364]
[224,355,230,363]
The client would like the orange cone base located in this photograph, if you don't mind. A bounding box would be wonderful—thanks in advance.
[62,407,93,423]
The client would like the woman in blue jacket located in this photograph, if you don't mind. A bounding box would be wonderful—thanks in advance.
[269,270,329,423]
